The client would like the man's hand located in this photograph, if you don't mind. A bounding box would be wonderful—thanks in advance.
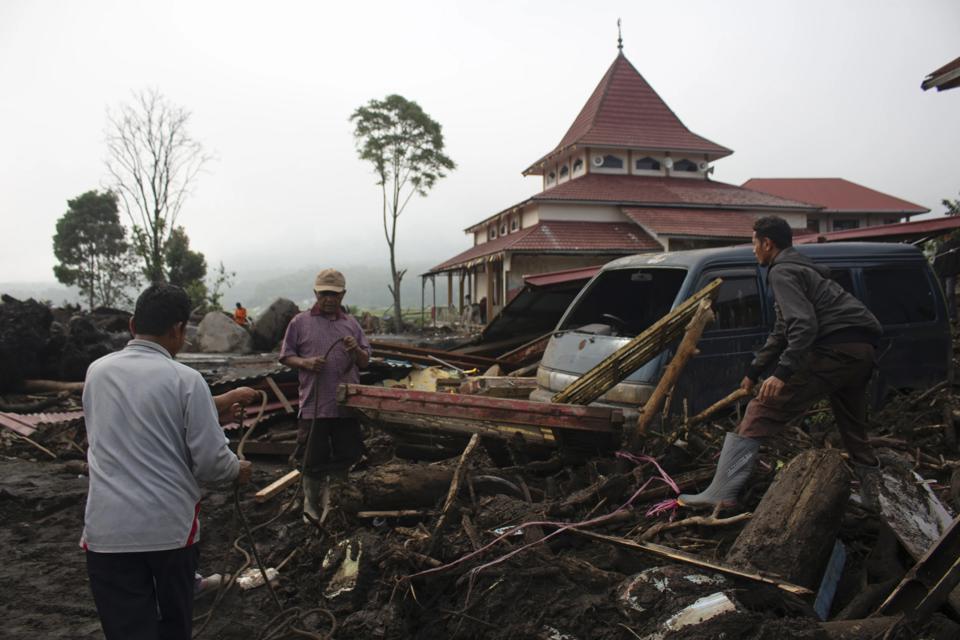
[740,376,755,393]
[301,356,326,371]
[343,336,358,352]
[237,460,253,485]
[214,386,260,419]
[757,376,785,401]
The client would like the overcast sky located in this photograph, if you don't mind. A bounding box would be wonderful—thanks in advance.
[1,0,958,285]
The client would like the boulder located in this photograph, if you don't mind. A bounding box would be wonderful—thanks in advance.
[252,298,299,351]
[197,311,253,353]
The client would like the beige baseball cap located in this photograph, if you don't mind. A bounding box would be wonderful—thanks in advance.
[314,268,346,293]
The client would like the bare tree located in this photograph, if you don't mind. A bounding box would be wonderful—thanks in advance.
[105,89,210,282]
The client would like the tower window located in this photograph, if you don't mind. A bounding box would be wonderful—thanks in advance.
[635,156,662,171]
[600,154,624,169]
[673,159,698,172]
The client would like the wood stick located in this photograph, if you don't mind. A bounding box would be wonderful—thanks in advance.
[265,376,294,414]
[357,510,432,518]
[640,511,752,541]
[427,433,480,556]
[20,379,85,393]
[569,528,813,596]
[686,388,752,427]
[254,469,301,503]
[632,300,715,443]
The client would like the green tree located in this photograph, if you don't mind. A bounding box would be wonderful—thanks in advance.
[350,94,455,332]
[106,88,210,282]
[944,191,960,215]
[52,190,140,309]
[205,261,236,311]
[164,226,208,308]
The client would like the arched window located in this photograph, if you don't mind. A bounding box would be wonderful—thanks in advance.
[635,156,661,171]
[559,165,569,177]
[500,221,508,236]
[600,154,624,169]
[546,171,556,184]
[510,217,519,232]
[673,159,698,172]
[572,158,584,173]
[489,226,497,240]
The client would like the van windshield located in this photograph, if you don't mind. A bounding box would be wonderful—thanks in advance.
[559,268,687,336]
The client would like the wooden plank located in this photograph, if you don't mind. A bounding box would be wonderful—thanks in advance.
[371,340,501,367]
[498,333,551,366]
[356,409,558,445]
[571,529,813,596]
[265,376,294,414]
[255,470,300,503]
[458,376,537,398]
[233,440,296,456]
[552,279,722,405]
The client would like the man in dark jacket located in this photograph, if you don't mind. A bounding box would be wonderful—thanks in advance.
[679,216,883,510]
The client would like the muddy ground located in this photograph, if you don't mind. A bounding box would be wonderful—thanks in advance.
[3,373,960,638]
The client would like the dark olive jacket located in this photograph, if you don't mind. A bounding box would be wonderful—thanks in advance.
[748,247,882,381]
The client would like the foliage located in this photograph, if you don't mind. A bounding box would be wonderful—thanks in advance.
[944,191,960,216]
[105,88,210,282]
[205,261,236,311]
[165,226,207,306]
[52,190,140,309]
[350,94,455,332]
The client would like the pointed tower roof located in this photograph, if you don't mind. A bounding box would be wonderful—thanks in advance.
[524,53,733,175]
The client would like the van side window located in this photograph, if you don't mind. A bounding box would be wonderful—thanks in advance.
[710,276,762,330]
[862,267,936,324]
[830,268,855,294]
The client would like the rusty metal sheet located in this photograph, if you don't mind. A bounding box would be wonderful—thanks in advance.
[0,410,85,436]
[0,412,38,436]
[338,384,621,433]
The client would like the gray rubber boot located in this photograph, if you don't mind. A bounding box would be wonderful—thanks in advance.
[303,476,323,523]
[678,432,760,509]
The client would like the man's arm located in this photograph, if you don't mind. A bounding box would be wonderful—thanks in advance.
[184,375,243,484]
[767,268,818,381]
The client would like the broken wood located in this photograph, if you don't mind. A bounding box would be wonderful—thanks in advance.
[428,434,480,556]
[632,299,715,443]
[255,469,301,503]
[339,462,457,513]
[357,510,431,518]
[569,528,813,596]
[458,376,537,398]
[0,391,71,413]
[726,448,850,589]
[820,617,898,639]
[876,514,960,620]
[552,279,721,406]
[505,361,540,378]
[686,388,751,427]
[20,379,85,393]
[265,376,294,414]
[640,511,752,542]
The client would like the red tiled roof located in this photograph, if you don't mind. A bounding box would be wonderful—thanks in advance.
[624,208,756,239]
[534,174,817,210]
[741,178,928,214]
[796,215,960,244]
[922,56,960,91]
[429,221,658,273]
[524,54,732,175]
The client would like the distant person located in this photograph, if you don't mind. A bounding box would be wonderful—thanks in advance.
[678,216,883,511]
[934,232,960,322]
[81,283,258,640]
[279,269,371,522]
[233,302,249,326]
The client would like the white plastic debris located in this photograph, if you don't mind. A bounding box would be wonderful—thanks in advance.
[236,567,279,590]
[662,592,737,631]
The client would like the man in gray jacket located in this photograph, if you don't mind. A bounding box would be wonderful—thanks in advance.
[679,216,882,510]
[82,283,256,640]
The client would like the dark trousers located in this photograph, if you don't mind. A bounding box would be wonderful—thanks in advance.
[737,343,877,465]
[86,545,198,640]
[298,417,363,478]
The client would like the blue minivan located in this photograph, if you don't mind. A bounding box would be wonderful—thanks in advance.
[530,243,951,419]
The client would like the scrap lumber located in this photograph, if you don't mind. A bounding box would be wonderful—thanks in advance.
[820,618,898,639]
[255,469,301,503]
[569,529,813,596]
[498,333,551,367]
[265,376,294,414]
[632,299,715,443]
[725,449,850,589]
[551,279,721,406]
[371,340,502,370]
[686,388,751,427]
[338,384,622,447]
[21,379,85,393]
[428,433,480,556]
[875,514,960,620]
[458,376,537,398]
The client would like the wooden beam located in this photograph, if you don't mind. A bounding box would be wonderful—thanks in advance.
[255,470,301,503]
[265,376,294,414]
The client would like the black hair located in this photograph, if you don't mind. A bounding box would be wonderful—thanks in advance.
[236,302,242,308]
[132,283,191,336]
[753,216,793,249]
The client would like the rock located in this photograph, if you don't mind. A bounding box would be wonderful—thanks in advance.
[197,311,253,353]
[252,298,299,351]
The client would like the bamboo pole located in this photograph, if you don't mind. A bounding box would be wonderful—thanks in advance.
[631,299,715,445]
[686,388,752,428]
[552,279,722,406]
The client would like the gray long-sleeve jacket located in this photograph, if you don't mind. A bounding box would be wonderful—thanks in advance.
[748,247,882,381]
[81,339,239,552]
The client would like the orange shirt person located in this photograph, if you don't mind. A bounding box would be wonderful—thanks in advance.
[234,302,248,326]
